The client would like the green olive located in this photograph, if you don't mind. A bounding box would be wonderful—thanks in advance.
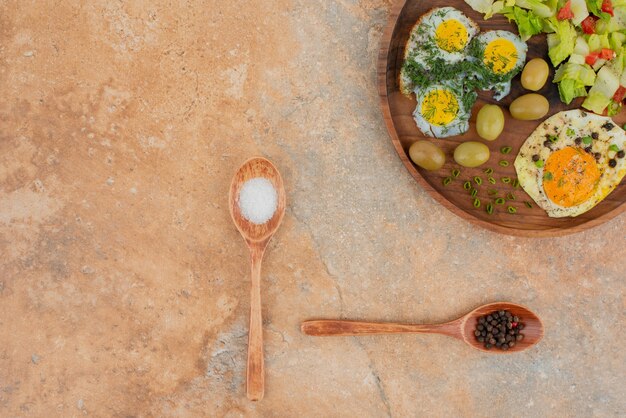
[476,104,504,141]
[453,141,490,168]
[509,93,549,121]
[409,140,445,171]
[521,58,549,91]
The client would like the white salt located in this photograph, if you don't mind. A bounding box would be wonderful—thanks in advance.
[238,177,277,224]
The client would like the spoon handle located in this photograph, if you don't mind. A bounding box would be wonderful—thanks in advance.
[301,320,459,337]
[247,249,265,401]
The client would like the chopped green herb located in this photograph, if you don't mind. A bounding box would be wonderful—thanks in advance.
[582,136,593,145]
[507,206,517,214]
[474,176,482,185]
[473,198,481,208]
[488,176,496,184]
[483,168,494,175]
[452,168,461,178]
[543,171,553,181]
[486,202,494,215]
[471,188,478,197]
[535,160,544,168]
[609,144,620,153]
[499,160,509,167]
[463,181,471,191]
[501,177,511,183]
[443,177,452,186]
[566,128,575,137]
[506,192,516,200]
[495,198,506,205]
[524,201,533,208]
[500,146,512,154]
[548,135,558,143]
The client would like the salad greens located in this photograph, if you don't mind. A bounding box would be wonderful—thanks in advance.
[466,0,626,115]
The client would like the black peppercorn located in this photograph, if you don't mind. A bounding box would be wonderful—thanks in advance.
[591,132,599,139]
[617,150,625,159]
[532,154,539,162]
[609,159,617,168]
[474,310,525,350]
[574,137,582,145]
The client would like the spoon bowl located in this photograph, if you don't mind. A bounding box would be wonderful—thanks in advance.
[229,157,286,401]
[301,302,544,354]
[229,157,286,243]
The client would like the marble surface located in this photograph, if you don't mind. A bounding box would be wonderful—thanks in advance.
[1,1,624,416]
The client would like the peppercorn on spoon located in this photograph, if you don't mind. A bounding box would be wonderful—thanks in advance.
[301,302,543,354]
[229,157,286,400]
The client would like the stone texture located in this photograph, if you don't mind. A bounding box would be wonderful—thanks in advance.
[0,1,624,417]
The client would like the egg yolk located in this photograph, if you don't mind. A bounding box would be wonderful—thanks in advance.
[435,19,468,52]
[542,147,600,207]
[483,39,518,74]
[421,89,459,126]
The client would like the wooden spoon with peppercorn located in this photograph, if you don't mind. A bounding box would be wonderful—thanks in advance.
[301,302,543,353]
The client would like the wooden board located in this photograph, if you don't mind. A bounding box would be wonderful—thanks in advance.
[378,0,626,237]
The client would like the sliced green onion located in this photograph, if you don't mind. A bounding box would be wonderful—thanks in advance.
[535,160,544,168]
[473,198,481,208]
[506,192,516,200]
[500,146,512,154]
[548,135,558,143]
[443,177,452,186]
[486,202,494,215]
[582,136,593,145]
[512,178,520,188]
[483,168,494,175]
[566,128,575,137]
[463,181,471,191]
[488,189,498,196]
[524,201,533,208]
[488,176,496,184]
[452,168,461,178]
[609,144,620,152]
[499,160,509,167]
[474,176,482,185]
[495,198,505,205]
[501,177,511,183]
[507,206,517,214]
[471,188,478,197]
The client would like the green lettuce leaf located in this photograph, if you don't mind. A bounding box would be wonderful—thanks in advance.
[503,6,545,40]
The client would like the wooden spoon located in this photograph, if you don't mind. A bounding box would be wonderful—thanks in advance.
[301,302,543,353]
[229,157,286,400]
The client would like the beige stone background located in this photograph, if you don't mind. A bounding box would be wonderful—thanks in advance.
[0,1,624,417]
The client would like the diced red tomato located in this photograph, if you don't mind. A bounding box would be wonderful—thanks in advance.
[581,16,597,34]
[613,86,626,102]
[557,0,574,19]
[585,52,600,65]
[600,48,615,60]
[602,0,614,16]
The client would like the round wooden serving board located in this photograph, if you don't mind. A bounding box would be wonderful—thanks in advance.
[378,0,626,236]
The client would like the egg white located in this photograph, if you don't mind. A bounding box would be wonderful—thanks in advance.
[515,110,626,217]
[408,7,479,69]
[412,83,472,138]
[471,30,527,100]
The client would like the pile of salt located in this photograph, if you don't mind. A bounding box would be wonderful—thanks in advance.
[238,177,278,224]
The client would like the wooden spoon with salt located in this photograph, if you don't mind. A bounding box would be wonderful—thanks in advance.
[229,157,286,401]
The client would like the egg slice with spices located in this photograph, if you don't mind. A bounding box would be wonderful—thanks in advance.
[413,83,472,138]
[470,30,527,100]
[515,110,626,217]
